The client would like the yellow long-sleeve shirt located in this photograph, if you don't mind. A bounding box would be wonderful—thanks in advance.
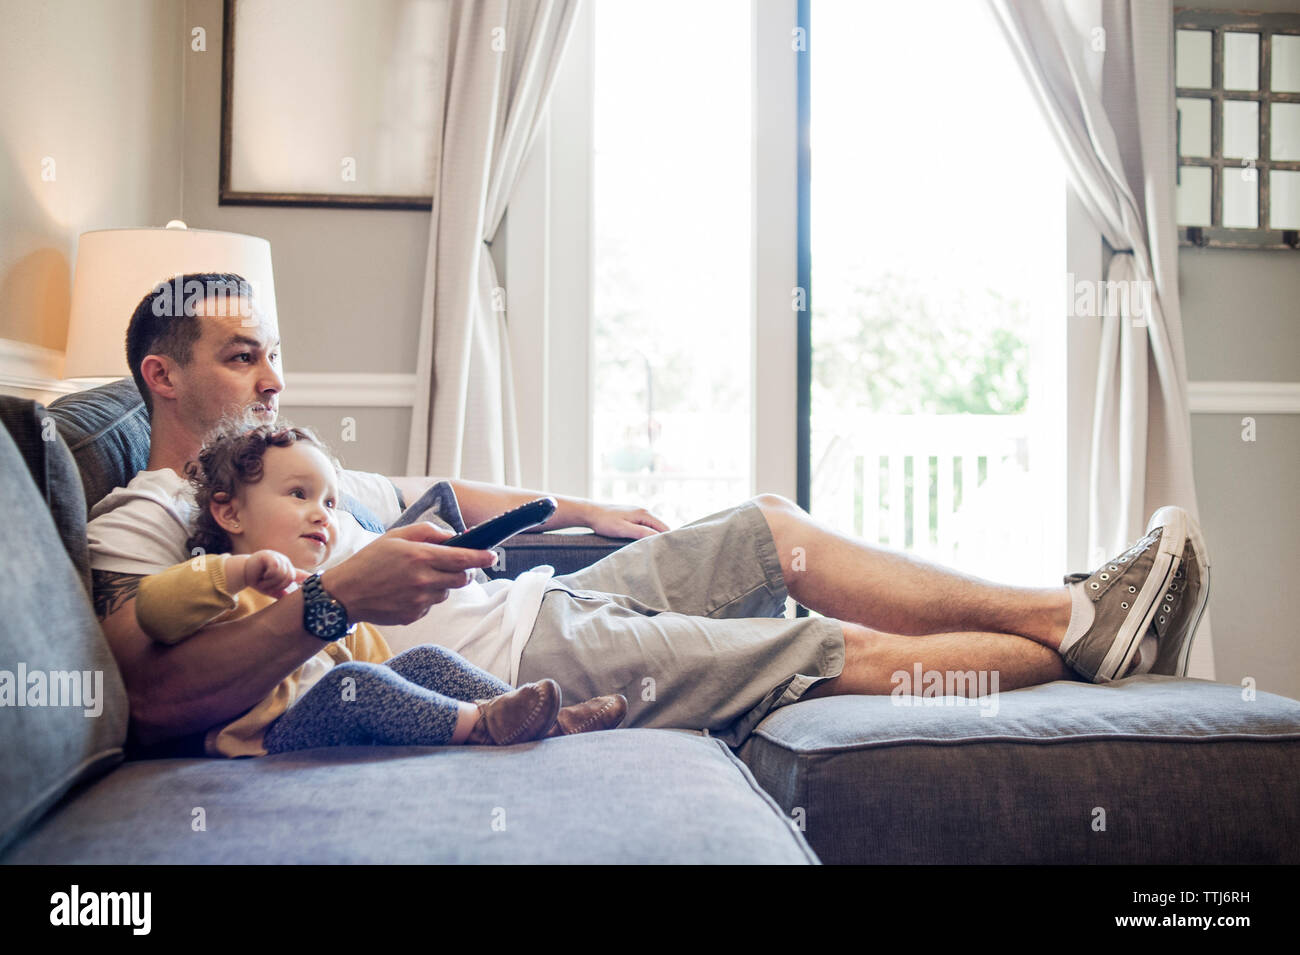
[134,554,393,758]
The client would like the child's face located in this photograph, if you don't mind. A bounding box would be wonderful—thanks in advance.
[222,442,340,568]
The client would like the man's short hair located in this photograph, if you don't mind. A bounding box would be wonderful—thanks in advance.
[125,272,254,417]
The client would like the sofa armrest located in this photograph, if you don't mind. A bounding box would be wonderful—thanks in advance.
[487,530,634,579]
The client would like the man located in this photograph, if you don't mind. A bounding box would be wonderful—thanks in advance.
[90,273,1209,752]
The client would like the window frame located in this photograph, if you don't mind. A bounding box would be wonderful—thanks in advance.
[508,0,1093,578]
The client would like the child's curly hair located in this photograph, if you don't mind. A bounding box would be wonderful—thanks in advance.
[184,417,343,557]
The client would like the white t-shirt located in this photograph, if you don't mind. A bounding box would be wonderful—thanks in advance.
[86,468,555,686]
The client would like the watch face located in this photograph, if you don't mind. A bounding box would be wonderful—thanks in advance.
[313,605,345,634]
[304,576,349,639]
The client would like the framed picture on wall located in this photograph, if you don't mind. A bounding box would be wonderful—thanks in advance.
[220,0,448,210]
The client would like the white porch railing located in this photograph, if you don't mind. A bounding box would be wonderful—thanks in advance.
[594,410,750,528]
[811,413,1032,569]
[593,471,748,530]
[592,411,1042,581]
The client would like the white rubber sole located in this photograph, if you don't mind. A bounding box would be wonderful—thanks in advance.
[1173,514,1211,677]
[1096,506,1188,682]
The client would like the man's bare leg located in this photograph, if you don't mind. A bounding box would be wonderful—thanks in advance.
[751,494,1071,653]
[804,622,1075,700]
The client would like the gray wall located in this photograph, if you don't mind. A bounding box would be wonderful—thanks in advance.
[1178,0,1300,700]
[1188,414,1299,695]
[1183,252,1300,700]
[182,0,425,476]
[0,0,430,475]
[0,0,183,353]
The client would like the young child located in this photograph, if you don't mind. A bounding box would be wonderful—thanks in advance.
[133,420,627,758]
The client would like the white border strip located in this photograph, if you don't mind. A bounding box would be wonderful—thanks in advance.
[3,340,1296,414]
[279,372,417,408]
[0,339,76,394]
[0,341,417,407]
[1187,381,1300,414]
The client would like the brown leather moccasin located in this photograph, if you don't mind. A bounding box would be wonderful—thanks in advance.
[467,679,561,745]
[545,693,628,737]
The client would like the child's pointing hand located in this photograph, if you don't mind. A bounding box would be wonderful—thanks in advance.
[239,550,311,599]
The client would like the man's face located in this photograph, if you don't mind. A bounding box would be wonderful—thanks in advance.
[172,296,284,435]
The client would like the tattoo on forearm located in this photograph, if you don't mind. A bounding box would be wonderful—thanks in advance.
[92,570,143,620]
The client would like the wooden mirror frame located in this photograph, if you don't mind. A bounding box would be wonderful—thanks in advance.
[1175,8,1300,250]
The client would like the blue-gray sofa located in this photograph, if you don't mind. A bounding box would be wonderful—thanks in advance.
[2,381,1298,864]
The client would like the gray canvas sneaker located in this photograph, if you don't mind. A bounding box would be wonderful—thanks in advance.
[1059,506,1189,683]
[1145,515,1211,677]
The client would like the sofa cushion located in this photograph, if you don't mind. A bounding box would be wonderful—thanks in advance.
[390,478,471,534]
[739,675,1300,864]
[0,397,92,596]
[389,478,492,583]
[0,423,130,856]
[45,378,150,515]
[2,730,817,863]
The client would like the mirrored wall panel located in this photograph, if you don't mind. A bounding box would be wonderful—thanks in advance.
[1175,11,1300,249]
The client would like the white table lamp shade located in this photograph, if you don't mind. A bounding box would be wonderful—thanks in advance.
[64,227,278,379]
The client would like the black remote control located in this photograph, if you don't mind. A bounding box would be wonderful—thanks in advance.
[440,497,557,550]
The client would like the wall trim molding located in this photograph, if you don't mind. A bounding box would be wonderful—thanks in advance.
[3,339,1296,414]
[0,338,76,395]
[0,341,418,407]
[1187,381,1300,414]
[280,372,417,408]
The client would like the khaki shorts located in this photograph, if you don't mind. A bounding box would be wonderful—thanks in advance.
[515,500,846,747]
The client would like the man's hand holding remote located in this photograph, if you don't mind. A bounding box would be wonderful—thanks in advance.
[319,522,497,626]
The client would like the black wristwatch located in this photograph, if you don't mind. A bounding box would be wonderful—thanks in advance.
[301,573,357,641]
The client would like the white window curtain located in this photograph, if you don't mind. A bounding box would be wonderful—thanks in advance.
[406,0,581,484]
[987,0,1214,677]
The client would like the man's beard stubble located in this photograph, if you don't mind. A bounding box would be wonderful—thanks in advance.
[202,400,277,443]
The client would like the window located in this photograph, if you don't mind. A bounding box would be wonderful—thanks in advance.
[589,0,752,528]
[808,0,1067,586]
[518,0,1091,579]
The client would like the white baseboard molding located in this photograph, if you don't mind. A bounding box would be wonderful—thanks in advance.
[1187,381,1300,414]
